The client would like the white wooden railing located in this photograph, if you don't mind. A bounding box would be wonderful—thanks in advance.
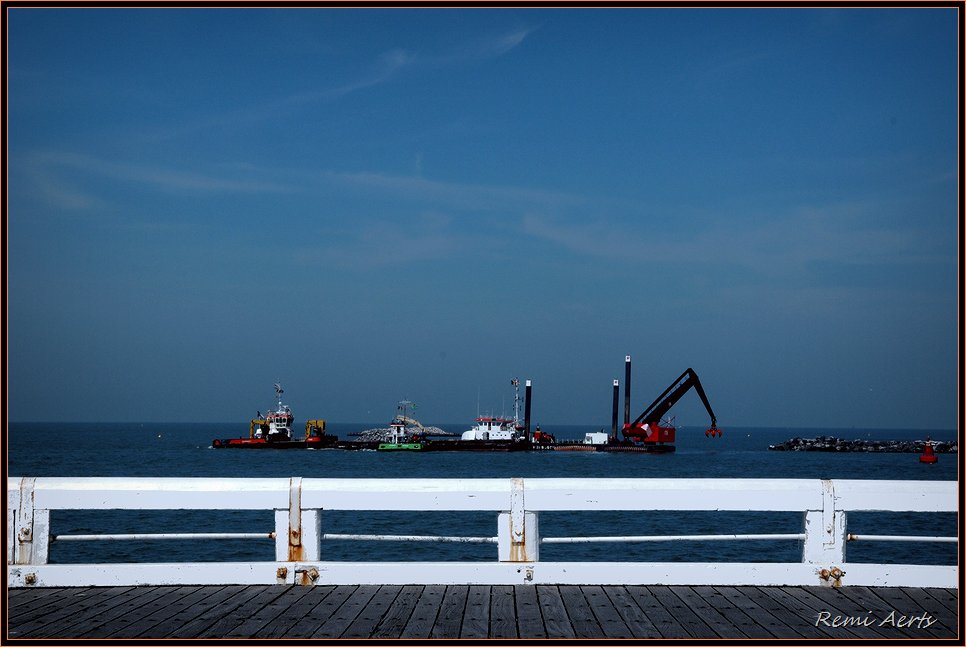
[6,477,957,588]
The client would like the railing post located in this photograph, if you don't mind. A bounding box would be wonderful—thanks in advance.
[802,479,846,567]
[275,477,320,563]
[13,478,49,566]
[6,497,16,565]
[498,477,539,562]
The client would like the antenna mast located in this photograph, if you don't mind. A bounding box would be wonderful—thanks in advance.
[511,378,521,425]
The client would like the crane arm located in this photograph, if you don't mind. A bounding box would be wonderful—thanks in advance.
[632,368,718,430]
[396,415,425,432]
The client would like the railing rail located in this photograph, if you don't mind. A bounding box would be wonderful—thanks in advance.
[7,476,957,588]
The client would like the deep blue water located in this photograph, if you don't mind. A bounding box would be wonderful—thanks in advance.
[7,423,959,567]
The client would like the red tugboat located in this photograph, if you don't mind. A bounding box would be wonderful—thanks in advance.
[212,383,335,449]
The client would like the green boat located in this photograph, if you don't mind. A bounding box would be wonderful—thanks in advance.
[377,442,424,451]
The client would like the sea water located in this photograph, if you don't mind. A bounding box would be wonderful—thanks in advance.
[7,423,958,567]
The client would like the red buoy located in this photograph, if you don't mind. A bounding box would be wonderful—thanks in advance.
[919,438,938,464]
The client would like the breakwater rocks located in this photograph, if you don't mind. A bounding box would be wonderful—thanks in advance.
[768,436,957,453]
[353,426,455,442]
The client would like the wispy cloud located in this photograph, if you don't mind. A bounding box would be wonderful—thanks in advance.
[457,26,536,60]
[323,169,579,213]
[144,26,532,140]
[25,151,291,204]
[22,163,105,211]
[257,47,417,111]
[521,198,949,273]
[294,214,469,269]
[521,213,642,258]
[138,47,417,142]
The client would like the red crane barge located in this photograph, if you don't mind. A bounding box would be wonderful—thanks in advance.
[621,367,722,450]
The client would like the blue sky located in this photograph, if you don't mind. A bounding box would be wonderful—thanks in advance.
[7,7,959,429]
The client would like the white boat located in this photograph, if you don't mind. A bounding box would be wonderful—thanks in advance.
[460,379,526,441]
[460,416,520,441]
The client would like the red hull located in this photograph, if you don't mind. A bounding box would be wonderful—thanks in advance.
[212,436,336,449]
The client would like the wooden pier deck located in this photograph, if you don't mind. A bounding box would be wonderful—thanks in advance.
[8,584,958,639]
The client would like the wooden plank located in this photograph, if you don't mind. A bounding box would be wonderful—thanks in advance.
[580,585,631,638]
[625,585,691,638]
[905,587,958,620]
[557,585,604,639]
[134,586,239,638]
[109,586,222,638]
[165,585,263,638]
[7,587,71,613]
[222,585,309,638]
[85,586,201,638]
[514,584,546,638]
[872,586,957,636]
[856,586,952,639]
[9,584,959,641]
[536,586,575,639]
[278,584,345,638]
[250,585,331,638]
[280,586,355,638]
[646,585,717,638]
[6,588,60,608]
[9,587,135,638]
[601,585,662,639]
[8,587,105,621]
[691,585,773,638]
[489,585,516,638]
[311,584,379,638]
[8,587,125,631]
[400,585,445,639]
[371,585,423,639]
[713,586,806,639]
[807,586,909,638]
[341,585,402,638]
[195,586,292,638]
[749,586,838,639]
[763,587,867,639]
[668,585,747,638]
[70,587,176,638]
[430,585,467,639]
[460,585,490,638]
[897,587,957,634]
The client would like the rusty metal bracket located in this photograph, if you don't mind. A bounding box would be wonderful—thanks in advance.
[818,566,846,587]
[295,566,320,585]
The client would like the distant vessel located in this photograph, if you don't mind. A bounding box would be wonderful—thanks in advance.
[378,382,532,452]
[261,383,294,441]
[212,384,334,449]
[460,416,521,441]
[377,400,429,452]
[460,378,526,442]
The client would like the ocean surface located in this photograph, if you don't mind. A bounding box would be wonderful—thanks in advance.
[7,422,959,567]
